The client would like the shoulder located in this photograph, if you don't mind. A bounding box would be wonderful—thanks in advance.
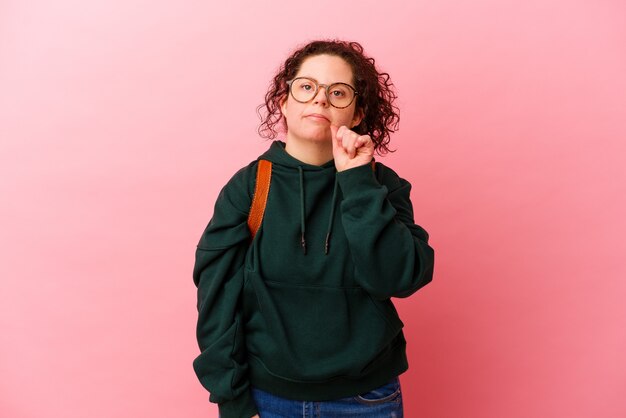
[217,159,262,213]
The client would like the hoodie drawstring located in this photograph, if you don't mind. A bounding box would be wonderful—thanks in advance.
[298,166,339,256]
[324,176,339,255]
[298,166,307,255]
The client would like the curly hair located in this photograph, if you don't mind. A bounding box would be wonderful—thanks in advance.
[257,39,399,155]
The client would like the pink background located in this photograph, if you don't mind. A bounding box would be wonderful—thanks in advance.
[1,0,625,417]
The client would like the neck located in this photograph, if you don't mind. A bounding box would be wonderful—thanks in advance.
[284,136,333,166]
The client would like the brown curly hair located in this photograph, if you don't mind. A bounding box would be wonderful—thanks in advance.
[257,39,399,155]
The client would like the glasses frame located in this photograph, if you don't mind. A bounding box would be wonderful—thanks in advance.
[286,77,359,109]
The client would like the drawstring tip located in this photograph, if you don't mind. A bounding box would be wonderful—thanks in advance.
[301,234,307,255]
[324,233,330,255]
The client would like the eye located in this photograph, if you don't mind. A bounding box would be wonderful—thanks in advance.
[330,87,348,97]
[297,80,315,91]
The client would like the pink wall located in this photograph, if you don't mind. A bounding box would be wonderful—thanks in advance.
[1,0,625,417]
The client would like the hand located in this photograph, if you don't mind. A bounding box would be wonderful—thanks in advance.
[331,125,374,172]
[251,415,259,418]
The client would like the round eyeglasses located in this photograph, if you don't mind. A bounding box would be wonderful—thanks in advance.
[286,77,358,109]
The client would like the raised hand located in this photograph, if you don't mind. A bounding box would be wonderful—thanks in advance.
[331,125,374,172]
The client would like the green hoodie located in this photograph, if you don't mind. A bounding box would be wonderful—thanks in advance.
[193,140,434,418]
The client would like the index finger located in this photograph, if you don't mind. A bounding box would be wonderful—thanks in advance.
[330,124,341,150]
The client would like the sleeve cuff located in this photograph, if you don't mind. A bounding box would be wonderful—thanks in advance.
[336,162,380,197]
[218,388,258,418]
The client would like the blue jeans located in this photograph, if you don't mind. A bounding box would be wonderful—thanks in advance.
[250,377,403,417]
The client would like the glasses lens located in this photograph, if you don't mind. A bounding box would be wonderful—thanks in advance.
[328,83,355,108]
[290,78,317,103]
[289,78,356,108]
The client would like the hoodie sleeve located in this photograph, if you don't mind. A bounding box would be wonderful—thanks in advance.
[192,165,259,418]
[336,162,435,300]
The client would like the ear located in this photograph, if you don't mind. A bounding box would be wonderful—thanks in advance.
[351,107,364,128]
[280,95,288,117]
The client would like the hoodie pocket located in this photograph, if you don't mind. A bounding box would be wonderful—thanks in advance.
[243,277,404,382]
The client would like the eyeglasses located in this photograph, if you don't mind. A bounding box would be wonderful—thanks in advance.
[286,77,358,109]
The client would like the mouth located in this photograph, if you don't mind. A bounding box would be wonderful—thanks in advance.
[305,113,330,122]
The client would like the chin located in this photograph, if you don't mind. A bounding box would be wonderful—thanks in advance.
[287,125,333,143]
[311,127,334,140]
[292,129,331,143]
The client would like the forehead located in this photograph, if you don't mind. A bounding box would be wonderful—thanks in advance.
[295,54,354,84]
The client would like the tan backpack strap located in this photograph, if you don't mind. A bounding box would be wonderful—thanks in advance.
[248,159,272,240]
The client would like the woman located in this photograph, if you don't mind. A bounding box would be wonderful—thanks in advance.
[193,40,435,418]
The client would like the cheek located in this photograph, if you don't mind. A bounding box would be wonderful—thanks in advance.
[283,98,306,118]
[335,109,357,126]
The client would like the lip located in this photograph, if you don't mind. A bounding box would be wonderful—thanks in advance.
[305,113,330,122]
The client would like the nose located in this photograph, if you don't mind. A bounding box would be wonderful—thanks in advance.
[312,85,329,106]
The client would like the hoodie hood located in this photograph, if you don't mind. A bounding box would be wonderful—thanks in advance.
[257,140,336,171]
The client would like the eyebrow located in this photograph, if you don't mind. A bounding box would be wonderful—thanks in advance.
[298,76,355,87]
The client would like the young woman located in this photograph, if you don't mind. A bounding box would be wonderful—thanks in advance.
[193,40,435,418]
